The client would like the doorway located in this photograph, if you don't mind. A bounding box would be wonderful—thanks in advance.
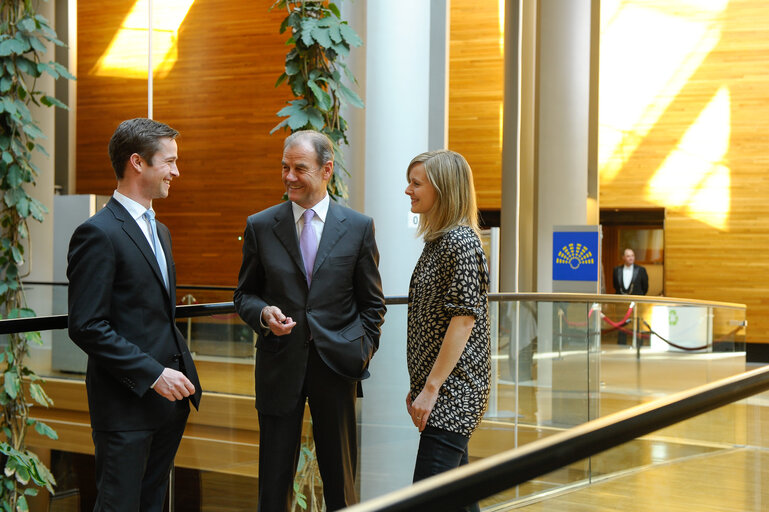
[600,208,665,296]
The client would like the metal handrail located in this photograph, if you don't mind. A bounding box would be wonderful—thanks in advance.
[342,364,769,512]
[0,289,745,335]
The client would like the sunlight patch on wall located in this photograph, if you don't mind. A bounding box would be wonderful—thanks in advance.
[90,0,195,79]
[598,0,728,183]
[646,86,731,230]
[498,0,505,55]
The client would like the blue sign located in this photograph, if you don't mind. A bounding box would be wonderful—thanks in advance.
[553,231,599,282]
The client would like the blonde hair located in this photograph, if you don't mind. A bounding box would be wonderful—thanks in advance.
[407,149,480,242]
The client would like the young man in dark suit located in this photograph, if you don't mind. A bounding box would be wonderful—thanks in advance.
[234,130,386,511]
[67,118,201,512]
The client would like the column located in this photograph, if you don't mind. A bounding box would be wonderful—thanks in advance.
[353,0,446,500]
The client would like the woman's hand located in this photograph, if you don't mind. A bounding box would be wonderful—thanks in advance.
[410,387,439,432]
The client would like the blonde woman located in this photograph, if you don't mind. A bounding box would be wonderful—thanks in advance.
[404,150,491,511]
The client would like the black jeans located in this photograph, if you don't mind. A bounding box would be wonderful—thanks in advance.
[412,426,480,512]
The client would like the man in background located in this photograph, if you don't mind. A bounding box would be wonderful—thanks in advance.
[612,247,649,346]
[613,247,649,295]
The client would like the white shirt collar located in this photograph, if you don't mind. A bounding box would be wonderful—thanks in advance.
[113,190,152,221]
[292,194,330,224]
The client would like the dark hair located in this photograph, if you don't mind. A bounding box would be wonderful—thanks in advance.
[108,118,179,180]
[283,130,334,168]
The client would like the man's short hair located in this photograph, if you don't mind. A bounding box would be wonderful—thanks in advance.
[283,130,334,168]
[108,118,179,180]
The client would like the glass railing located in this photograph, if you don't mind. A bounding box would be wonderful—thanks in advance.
[8,284,749,510]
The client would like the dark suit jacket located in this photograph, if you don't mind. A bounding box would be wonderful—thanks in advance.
[613,264,649,295]
[234,200,386,416]
[67,197,201,431]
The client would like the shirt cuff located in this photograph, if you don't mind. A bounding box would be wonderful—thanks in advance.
[151,373,162,389]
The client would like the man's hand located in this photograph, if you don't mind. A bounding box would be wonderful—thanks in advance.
[262,305,296,336]
[154,368,196,401]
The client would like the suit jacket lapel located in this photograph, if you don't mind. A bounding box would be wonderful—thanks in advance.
[272,201,307,281]
[107,199,170,299]
[313,201,346,275]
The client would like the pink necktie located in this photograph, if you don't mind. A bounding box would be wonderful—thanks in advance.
[300,209,317,284]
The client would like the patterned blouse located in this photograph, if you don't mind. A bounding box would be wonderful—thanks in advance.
[407,225,491,437]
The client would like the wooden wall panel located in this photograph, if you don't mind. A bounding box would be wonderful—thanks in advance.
[448,0,504,211]
[76,1,290,287]
[598,0,769,342]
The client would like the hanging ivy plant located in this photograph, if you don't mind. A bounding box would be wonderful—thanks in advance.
[0,0,75,509]
[271,0,364,202]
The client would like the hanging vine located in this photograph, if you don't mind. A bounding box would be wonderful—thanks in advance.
[0,0,75,510]
[271,0,364,202]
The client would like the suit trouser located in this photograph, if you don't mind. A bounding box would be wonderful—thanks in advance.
[91,399,189,512]
[257,343,358,512]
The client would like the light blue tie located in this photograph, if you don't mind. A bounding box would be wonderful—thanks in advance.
[143,210,169,290]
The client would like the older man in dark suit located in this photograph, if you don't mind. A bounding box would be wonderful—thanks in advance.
[612,247,649,295]
[234,130,386,511]
[67,118,201,512]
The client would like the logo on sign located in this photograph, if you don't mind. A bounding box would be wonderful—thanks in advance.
[555,243,594,270]
[552,231,599,282]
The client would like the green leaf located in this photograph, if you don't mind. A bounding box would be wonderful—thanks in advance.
[310,26,333,48]
[286,109,309,130]
[16,57,40,77]
[285,60,300,76]
[33,420,58,439]
[22,123,45,140]
[305,107,324,130]
[0,38,27,57]
[276,98,307,118]
[328,3,342,18]
[37,61,58,79]
[17,17,37,33]
[269,118,290,135]
[0,76,11,93]
[274,72,288,88]
[4,371,20,400]
[328,24,342,44]
[40,95,67,109]
[307,80,332,111]
[2,97,17,115]
[7,164,22,187]
[339,23,363,47]
[51,61,76,81]
[16,195,30,218]
[331,43,349,57]
[29,198,48,222]
[299,18,318,46]
[16,494,28,512]
[28,36,47,53]
[338,83,364,109]
[11,246,23,264]
[2,151,12,165]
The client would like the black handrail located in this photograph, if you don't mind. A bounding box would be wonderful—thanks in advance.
[0,302,237,335]
[341,364,769,511]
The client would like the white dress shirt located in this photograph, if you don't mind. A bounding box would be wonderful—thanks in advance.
[112,191,168,265]
[622,264,634,290]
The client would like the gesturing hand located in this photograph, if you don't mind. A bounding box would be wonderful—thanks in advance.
[154,368,195,402]
[262,305,296,336]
